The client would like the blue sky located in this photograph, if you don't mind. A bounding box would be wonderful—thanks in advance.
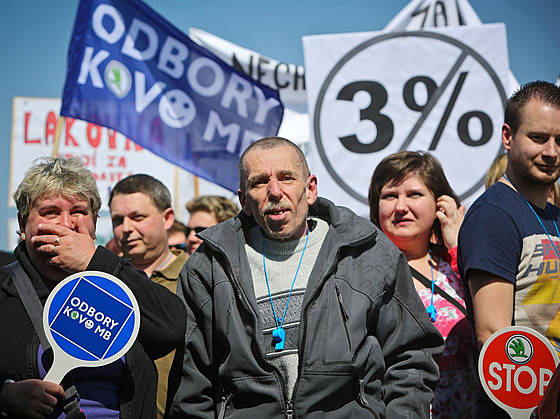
[0,0,558,251]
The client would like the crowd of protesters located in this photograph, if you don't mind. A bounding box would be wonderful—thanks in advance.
[0,80,559,418]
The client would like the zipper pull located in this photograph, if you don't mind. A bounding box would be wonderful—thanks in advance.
[218,394,230,419]
[286,400,294,419]
[335,283,349,321]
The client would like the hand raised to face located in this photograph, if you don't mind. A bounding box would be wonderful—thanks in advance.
[435,195,465,250]
[31,214,96,274]
[22,194,97,284]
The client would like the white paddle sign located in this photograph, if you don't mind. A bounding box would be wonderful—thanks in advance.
[42,271,140,383]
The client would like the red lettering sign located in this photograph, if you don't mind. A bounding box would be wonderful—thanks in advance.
[24,112,41,144]
[45,112,58,145]
[87,123,102,148]
[107,129,117,149]
[65,118,79,147]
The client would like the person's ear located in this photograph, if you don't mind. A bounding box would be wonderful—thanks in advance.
[502,123,513,150]
[306,175,318,206]
[163,207,175,230]
[17,213,26,240]
[238,188,251,215]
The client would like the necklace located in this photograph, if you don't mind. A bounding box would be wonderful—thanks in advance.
[503,175,560,259]
[426,250,437,323]
[263,228,309,351]
[155,252,174,271]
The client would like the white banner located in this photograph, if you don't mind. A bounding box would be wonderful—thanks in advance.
[303,24,509,217]
[189,28,309,151]
[9,97,235,218]
[383,0,478,31]
[384,0,518,95]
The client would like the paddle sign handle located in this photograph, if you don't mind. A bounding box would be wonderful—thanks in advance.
[43,351,75,384]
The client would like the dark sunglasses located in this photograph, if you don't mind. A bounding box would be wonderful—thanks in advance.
[185,226,207,236]
[169,243,187,251]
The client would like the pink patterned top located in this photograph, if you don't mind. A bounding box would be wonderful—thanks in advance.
[415,253,480,418]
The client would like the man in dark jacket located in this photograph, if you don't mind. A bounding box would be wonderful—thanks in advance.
[168,137,443,418]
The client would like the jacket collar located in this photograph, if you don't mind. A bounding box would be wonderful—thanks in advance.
[198,197,378,263]
[2,242,52,299]
[308,197,377,244]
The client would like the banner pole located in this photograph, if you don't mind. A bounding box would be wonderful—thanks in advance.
[52,116,65,158]
[173,166,180,219]
[194,175,199,197]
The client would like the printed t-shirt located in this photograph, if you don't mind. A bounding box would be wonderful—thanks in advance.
[458,182,560,350]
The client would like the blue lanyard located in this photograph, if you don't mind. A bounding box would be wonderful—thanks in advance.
[263,228,309,330]
[426,249,437,322]
[503,175,560,259]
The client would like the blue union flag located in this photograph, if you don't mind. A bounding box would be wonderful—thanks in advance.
[61,0,283,191]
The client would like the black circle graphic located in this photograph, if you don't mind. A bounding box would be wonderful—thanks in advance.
[313,30,507,204]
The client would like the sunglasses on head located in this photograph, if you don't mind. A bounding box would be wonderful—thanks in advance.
[185,226,207,236]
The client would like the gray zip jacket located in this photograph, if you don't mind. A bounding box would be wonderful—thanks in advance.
[168,197,443,418]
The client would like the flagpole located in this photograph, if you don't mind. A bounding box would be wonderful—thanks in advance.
[173,166,181,219]
[52,116,65,157]
[194,175,199,197]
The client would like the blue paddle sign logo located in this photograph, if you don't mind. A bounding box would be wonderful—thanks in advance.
[45,271,139,363]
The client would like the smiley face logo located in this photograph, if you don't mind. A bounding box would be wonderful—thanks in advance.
[159,89,197,128]
[84,320,95,330]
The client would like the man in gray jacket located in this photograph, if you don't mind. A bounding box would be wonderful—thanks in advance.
[168,137,443,418]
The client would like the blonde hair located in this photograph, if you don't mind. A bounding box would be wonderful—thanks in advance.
[14,156,101,224]
[553,183,560,207]
[186,195,238,223]
[484,154,508,189]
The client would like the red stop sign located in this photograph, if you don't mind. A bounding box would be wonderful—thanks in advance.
[479,326,559,414]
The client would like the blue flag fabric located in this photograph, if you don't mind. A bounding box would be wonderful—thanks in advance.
[61,0,283,192]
